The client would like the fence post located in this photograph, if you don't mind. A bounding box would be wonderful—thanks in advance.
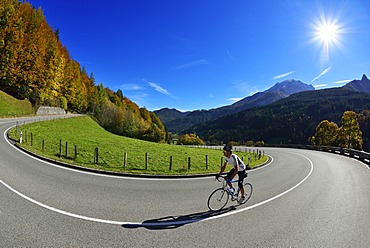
[94,147,99,164]
[30,132,33,146]
[145,152,148,170]
[59,139,62,156]
[123,152,127,169]
[205,155,208,170]
[169,156,173,170]
[188,157,191,170]
[42,140,44,151]
[74,145,77,159]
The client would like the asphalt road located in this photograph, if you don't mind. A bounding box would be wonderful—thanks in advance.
[1,116,370,247]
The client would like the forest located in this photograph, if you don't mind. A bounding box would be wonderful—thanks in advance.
[189,88,370,151]
[0,0,166,142]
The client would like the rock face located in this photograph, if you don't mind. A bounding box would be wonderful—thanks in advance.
[343,74,370,93]
[36,106,66,115]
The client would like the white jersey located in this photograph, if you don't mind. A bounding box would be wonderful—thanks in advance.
[225,154,246,171]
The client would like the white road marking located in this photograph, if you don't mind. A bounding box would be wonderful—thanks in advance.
[0,153,312,227]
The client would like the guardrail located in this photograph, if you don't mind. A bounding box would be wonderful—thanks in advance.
[266,144,370,166]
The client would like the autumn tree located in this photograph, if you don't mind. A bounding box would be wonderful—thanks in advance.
[178,134,205,145]
[311,111,363,150]
[337,111,363,150]
[311,120,339,146]
[0,1,167,143]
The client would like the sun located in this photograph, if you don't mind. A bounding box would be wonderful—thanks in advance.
[316,22,339,44]
[311,14,343,63]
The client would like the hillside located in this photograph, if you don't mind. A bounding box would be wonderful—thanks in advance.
[0,90,33,116]
[0,1,165,142]
[155,79,314,133]
[8,116,266,174]
[189,88,370,150]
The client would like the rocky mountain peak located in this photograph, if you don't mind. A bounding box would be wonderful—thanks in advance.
[343,74,370,93]
[266,79,315,96]
[361,74,369,81]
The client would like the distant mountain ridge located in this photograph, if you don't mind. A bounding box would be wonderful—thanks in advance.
[155,79,315,133]
[343,74,370,93]
[184,74,370,150]
[188,87,370,150]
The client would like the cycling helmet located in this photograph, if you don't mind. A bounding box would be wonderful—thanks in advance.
[223,145,232,152]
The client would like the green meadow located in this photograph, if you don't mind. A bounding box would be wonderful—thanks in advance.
[0,90,33,117]
[8,116,268,175]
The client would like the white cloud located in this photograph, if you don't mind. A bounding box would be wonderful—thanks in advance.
[226,49,234,60]
[332,79,351,85]
[144,79,171,96]
[311,67,331,82]
[174,59,209,70]
[120,83,144,91]
[148,83,170,96]
[313,84,328,88]
[273,71,295,80]
[228,97,242,103]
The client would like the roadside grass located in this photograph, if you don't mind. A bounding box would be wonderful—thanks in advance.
[0,90,34,117]
[8,116,268,175]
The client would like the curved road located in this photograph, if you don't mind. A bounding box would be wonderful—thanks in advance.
[1,117,370,247]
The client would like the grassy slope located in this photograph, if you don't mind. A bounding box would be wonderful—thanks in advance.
[8,116,268,175]
[0,90,33,117]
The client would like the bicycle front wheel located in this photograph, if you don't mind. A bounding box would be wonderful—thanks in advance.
[207,188,229,211]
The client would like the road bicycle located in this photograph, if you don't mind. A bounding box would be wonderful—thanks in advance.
[207,173,253,211]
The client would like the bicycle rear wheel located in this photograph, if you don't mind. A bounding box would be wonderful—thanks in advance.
[207,188,229,211]
[238,182,253,204]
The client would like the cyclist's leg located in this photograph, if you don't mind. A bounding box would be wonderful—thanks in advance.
[238,170,246,196]
[226,168,235,188]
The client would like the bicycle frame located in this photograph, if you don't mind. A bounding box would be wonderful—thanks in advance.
[218,175,245,193]
[208,175,252,211]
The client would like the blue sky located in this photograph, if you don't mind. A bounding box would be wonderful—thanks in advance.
[29,0,370,111]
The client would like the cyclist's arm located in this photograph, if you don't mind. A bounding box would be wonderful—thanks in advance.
[230,164,238,179]
[219,161,228,174]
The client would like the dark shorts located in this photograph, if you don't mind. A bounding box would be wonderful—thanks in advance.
[226,168,246,188]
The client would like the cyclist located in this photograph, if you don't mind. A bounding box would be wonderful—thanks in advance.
[217,144,247,201]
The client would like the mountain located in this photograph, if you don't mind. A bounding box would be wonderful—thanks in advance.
[343,74,370,93]
[188,87,370,150]
[155,79,314,133]
[154,108,187,124]
[266,79,315,95]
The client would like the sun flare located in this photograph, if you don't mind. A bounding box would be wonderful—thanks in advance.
[311,14,343,63]
[316,22,339,44]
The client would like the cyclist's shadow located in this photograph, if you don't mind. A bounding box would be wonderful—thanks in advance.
[122,206,236,230]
